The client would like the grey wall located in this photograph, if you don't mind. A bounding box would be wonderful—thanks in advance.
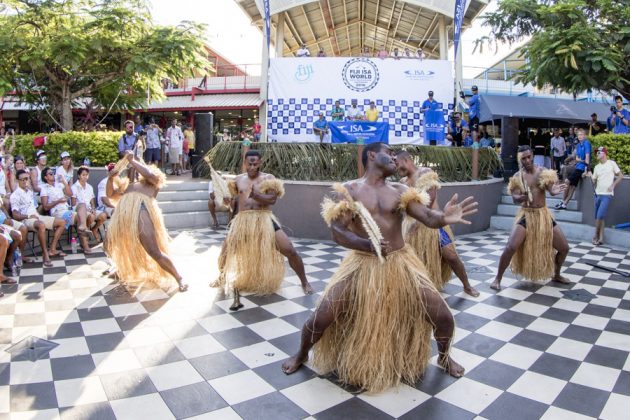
[274,178,505,240]
[579,176,630,227]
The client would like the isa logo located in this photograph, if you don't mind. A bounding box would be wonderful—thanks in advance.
[404,70,435,80]
[342,58,379,92]
[295,64,314,82]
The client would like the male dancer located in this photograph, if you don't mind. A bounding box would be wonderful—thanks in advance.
[282,142,477,393]
[395,150,479,297]
[214,150,313,310]
[106,151,188,292]
[491,146,570,290]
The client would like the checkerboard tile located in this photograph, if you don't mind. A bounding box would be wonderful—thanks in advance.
[0,228,629,419]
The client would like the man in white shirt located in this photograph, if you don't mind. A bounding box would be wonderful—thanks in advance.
[10,169,64,267]
[166,119,184,176]
[588,147,623,246]
[550,129,566,176]
[97,163,116,217]
[346,99,362,121]
[296,44,310,57]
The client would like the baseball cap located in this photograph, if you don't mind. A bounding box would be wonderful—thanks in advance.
[36,150,46,159]
[471,85,478,91]
[597,146,607,155]
[60,151,70,159]
[428,91,434,96]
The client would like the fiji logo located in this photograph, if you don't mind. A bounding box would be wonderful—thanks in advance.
[404,70,435,80]
[295,64,314,82]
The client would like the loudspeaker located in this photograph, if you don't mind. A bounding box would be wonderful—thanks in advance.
[501,117,520,180]
[193,113,214,178]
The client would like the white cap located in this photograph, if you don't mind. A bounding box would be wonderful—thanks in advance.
[60,151,70,159]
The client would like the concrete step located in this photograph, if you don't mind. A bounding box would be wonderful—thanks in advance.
[163,210,229,230]
[496,204,583,223]
[501,185,579,200]
[500,195,578,211]
[490,216,630,250]
[161,180,209,192]
[157,190,209,202]
[159,200,208,214]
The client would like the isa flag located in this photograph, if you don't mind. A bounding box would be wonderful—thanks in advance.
[453,0,467,60]
[263,0,271,50]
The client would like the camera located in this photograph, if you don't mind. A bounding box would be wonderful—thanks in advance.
[137,129,147,137]
[459,91,465,99]
[611,106,618,114]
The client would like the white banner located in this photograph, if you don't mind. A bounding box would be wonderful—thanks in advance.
[267,57,454,144]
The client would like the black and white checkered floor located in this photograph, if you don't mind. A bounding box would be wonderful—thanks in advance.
[1,228,629,419]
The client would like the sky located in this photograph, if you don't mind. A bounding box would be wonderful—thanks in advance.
[149,0,524,78]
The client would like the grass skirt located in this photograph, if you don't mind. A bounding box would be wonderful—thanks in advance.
[217,210,284,294]
[511,207,556,282]
[313,245,435,393]
[107,192,172,290]
[404,218,454,289]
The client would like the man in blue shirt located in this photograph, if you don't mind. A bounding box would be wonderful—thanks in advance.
[421,91,441,112]
[446,112,468,147]
[313,113,329,143]
[557,128,591,210]
[118,120,139,158]
[610,95,630,134]
[465,85,480,132]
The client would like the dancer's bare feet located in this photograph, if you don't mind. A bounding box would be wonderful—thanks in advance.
[229,288,243,310]
[282,353,308,374]
[438,355,465,378]
[302,281,314,295]
[490,279,501,291]
[463,286,480,297]
[552,274,571,284]
[211,221,219,229]
[177,279,188,292]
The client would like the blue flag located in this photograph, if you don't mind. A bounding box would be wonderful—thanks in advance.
[453,0,467,60]
[263,0,271,50]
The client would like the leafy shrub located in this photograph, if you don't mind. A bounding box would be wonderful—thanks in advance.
[8,131,120,166]
[590,134,630,174]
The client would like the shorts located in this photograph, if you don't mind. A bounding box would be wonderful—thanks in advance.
[98,206,114,218]
[594,194,612,220]
[469,116,479,131]
[272,219,281,232]
[23,215,55,230]
[168,147,182,164]
[439,228,452,248]
[568,168,585,186]
[517,216,557,229]
[52,209,76,229]
[144,148,161,162]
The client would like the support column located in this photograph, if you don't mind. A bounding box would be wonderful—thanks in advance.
[275,13,285,57]
[454,35,464,109]
[438,16,448,60]
[260,16,270,143]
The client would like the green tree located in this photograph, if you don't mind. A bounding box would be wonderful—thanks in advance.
[476,0,630,98]
[0,0,210,130]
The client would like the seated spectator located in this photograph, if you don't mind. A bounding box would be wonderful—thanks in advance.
[97,163,116,218]
[207,180,232,229]
[56,151,74,186]
[11,169,65,267]
[365,101,379,122]
[331,101,344,121]
[479,131,496,148]
[296,44,310,57]
[0,202,30,272]
[72,166,107,243]
[462,128,474,147]
[313,113,329,143]
[446,112,468,147]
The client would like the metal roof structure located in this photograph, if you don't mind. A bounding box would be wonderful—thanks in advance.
[235,0,489,59]
[146,93,262,111]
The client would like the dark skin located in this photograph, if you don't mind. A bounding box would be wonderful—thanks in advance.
[218,155,313,310]
[282,144,478,378]
[490,150,570,291]
[107,151,188,292]
[208,192,232,229]
[396,156,480,297]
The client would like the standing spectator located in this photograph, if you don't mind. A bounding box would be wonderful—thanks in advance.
[118,120,138,158]
[144,119,162,166]
[365,101,379,122]
[30,150,48,197]
[565,126,577,156]
[346,99,362,121]
[532,128,548,168]
[392,47,401,59]
[610,95,630,134]
[464,85,480,132]
[421,91,440,112]
[313,113,329,143]
[550,129,566,175]
[133,116,144,135]
[182,135,190,172]
[588,146,623,246]
[56,152,74,186]
[331,101,344,121]
[557,128,591,210]
[416,48,426,60]
[360,47,371,57]
[376,45,389,59]
[251,119,262,141]
[166,119,184,176]
[316,49,326,57]
[404,47,413,58]
[446,112,468,147]
[588,113,604,136]
[296,44,310,57]
[222,128,231,141]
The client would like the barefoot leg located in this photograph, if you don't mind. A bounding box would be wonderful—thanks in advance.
[138,208,187,292]
[275,229,313,294]
[208,194,219,228]
[229,287,243,311]
[442,245,479,297]
[551,225,570,284]
[491,224,526,291]
[282,281,347,374]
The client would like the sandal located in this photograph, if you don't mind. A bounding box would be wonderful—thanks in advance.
[49,251,67,258]
[0,277,17,284]
[43,260,53,268]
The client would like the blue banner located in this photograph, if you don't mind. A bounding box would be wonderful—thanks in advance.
[423,110,445,143]
[329,121,390,144]
[263,0,270,50]
[453,0,467,60]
